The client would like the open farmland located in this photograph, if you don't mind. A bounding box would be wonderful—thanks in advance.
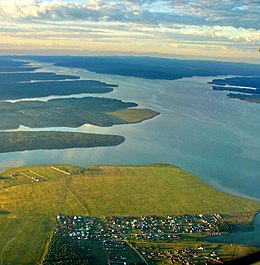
[0,164,259,264]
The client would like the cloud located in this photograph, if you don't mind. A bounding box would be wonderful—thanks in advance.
[0,0,259,30]
[0,0,259,59]
[0,1,99,20]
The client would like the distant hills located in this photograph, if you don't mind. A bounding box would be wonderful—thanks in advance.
[7,55,260,80]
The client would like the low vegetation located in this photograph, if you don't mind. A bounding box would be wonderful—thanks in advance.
[109,108,159,123]
[0,164,259,264]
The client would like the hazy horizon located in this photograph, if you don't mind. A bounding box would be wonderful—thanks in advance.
[0,0,260,63]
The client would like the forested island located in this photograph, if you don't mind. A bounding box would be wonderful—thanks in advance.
[0,78,116,100]
[0,58,116,100]
[0,131,124,153]
[0,58,159,154]
[0,58,39,72]
[0,97,159,130]
[209,76,260,104]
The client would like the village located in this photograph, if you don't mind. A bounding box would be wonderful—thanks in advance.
[56,214,224,264]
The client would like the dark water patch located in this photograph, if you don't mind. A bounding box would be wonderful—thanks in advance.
[205,212,260,247]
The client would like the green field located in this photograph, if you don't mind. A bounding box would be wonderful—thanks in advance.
[109,108,159,123]
[0,131,124,153]
[0,163,259,264]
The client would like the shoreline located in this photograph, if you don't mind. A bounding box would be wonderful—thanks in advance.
[0,59,259,203]
[205,210,260,247]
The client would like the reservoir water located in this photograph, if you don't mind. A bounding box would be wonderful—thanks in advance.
[206,211,260,247]
[1,62,260,201]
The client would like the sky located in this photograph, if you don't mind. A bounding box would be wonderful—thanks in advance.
[0,0,260,62]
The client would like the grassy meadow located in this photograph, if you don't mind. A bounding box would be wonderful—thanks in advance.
[109,108,159,123]
[0,163,259,264]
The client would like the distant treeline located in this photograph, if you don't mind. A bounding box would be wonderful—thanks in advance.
[209,76,260,103]
[0,58,117,100]
[8,55,260,80]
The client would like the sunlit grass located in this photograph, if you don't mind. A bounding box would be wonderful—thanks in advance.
[0,163,259,264]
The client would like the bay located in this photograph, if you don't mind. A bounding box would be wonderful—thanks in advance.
[0,61,260,201]
[206,211,260,247]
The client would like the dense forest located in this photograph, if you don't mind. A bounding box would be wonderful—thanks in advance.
[13,55,260,80]
[0,97,139,129]
[209,77,260,103]
[43,235,98,265]
[0,131,125,153]
[0,58,116,100]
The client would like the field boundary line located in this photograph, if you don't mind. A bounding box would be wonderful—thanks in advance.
[39,173,73,264]
[117,229,148,265]
[0,217,30,265]
[67,188,92,215]
[38,230,55,265]
[123,239,148,265]
[57,175,72,214]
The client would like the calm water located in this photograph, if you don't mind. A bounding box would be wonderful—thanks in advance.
[1,62,260,201]
[207,211,260,247]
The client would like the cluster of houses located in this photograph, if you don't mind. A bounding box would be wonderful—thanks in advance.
[56,214,222,241]
[104,240,128,265]
[102,214,222,239]
[55,214,223,264]
[18,106,65,118]
[57,214,221,240]
[135,245,221,265]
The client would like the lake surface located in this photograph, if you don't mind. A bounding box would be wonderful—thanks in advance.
[207,211,260,247]
[1,61,260,201]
